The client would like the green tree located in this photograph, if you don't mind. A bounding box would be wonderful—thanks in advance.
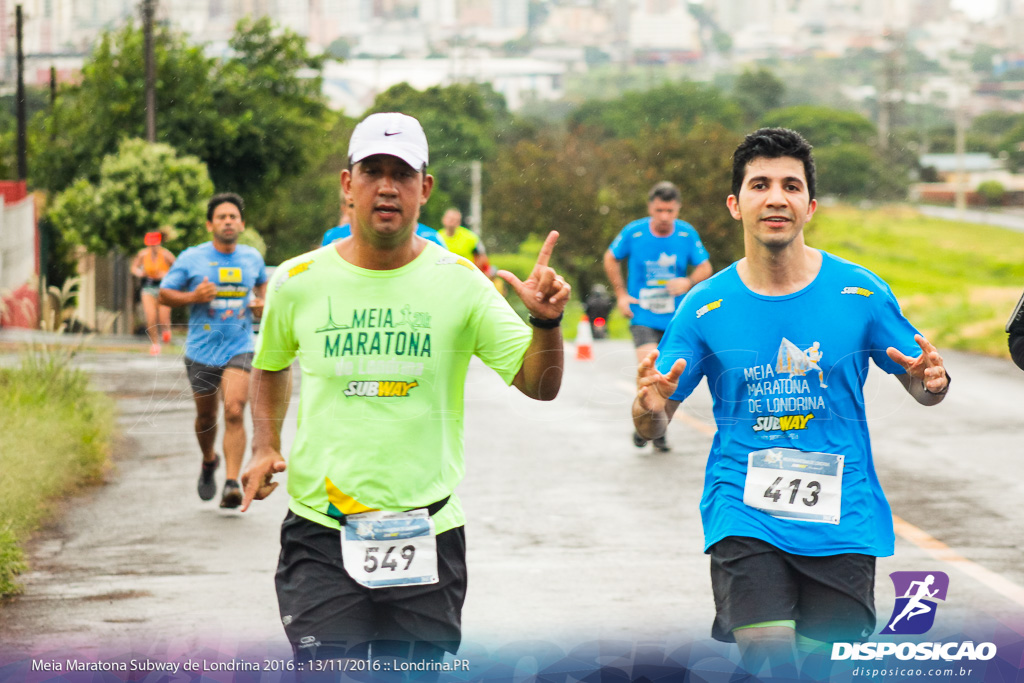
[813,143,906,200]
[32,17,327,205]
[969,112,1024,156]
[485,121,744,294]
[569,81,743,140]
[325,36,352,60]
[733,67,785,124]
[31,24,215,193]
[757,106,911,199]
[484,129,621,293]
[625,122,744,267]
[207,17,327,200]
[977,180,1005,206]
[48,139,213,254]
[258,112,357,262]
[1003,120,1024,172]
[970,45,1001,74]
[758,105,876,146]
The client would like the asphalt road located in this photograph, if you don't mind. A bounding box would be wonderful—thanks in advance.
[1,339,1023,676]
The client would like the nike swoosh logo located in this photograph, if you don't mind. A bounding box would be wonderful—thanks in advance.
[384,130,401,136]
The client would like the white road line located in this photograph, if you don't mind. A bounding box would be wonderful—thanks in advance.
[892,515,1024,609]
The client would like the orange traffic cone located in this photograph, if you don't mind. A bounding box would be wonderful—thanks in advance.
[576,315,594,361]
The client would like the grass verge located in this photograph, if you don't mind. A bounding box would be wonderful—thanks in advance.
[0,349,115,598]
[808,204,1024,358]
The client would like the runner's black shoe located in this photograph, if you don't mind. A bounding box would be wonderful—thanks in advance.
[652,436,671,453]
[632,431,648,448]
[220,479,243,509]
[197,455,219,501]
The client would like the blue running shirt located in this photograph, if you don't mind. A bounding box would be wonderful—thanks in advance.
[322,223,446,248]
[608,218,710,330]
[161,242,267,367]
[656,251,921,558]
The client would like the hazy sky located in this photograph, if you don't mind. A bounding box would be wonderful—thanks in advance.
[950,0,997,20]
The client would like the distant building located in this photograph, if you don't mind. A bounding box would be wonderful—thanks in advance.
[914,152,1024,206]
[629,0,702,61]
[322,55,565,113]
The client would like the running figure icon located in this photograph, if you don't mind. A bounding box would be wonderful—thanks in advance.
[887,574,939,630]
[804,341,827,388]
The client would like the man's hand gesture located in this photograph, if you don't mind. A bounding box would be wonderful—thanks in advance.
[886,333,949,394]
[249,296,265,320]
[616,293,638,319]
[240,449,287,512]
[192,277,217,304]
[636,349,686,415]
[497,230,571,321]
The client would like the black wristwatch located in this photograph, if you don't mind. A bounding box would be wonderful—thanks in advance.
[528,313,563,329]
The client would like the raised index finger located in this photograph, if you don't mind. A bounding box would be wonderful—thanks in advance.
[535,231,560,268]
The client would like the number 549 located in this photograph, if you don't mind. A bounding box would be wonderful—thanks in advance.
[363,545,416,573]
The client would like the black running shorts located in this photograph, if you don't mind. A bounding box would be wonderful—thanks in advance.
[708,536,876,643]
[275,510,467,660]
[184,352,253,396]
[629,325,665,348]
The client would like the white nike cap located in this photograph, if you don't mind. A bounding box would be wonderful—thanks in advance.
[348,112,429,169]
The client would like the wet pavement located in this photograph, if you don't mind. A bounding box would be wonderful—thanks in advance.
[0,338,1022,677]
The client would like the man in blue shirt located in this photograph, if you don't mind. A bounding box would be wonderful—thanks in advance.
[632,129,950,677]
[322,202,446,248]
[604,181,712,452]
[160,193,268,509]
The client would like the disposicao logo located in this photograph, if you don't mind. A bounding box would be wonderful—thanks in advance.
[882,571,948,635]
[832,570,997,662]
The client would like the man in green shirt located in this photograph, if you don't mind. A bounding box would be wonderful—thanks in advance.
[241,112,570,668]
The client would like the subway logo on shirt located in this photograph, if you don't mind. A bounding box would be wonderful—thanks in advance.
[344,380,419,397]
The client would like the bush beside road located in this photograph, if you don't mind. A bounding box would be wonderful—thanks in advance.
[0,351,115,598]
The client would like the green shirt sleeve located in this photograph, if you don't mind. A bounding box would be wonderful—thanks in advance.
[253,263,299,371]
[469,273,532,385]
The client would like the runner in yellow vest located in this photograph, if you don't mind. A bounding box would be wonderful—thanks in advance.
[439,208,489,272]
[439,207,505,293]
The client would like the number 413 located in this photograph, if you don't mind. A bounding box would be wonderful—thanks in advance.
[763,477,821,507]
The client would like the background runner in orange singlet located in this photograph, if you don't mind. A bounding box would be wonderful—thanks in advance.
[131,230,176,355]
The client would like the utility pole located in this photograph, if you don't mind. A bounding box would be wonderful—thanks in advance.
[954,100,968,216]
[878,30,903,152]
[49,65,56,139]
[142,0,156,142]
[953,63,970,217]
[16,4,27,180]
[469,160,482,237]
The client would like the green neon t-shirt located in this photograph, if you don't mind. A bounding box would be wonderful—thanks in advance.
[253,242,532,534]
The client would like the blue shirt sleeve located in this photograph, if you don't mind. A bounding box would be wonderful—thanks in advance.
[656,301,706,402]
[160,248,192,291]
[322,225,348,246]
[690,234,710,267]
[609,226,630,260]
[417,224,447,248]
[868,281,921,375]
[255,254,268,286]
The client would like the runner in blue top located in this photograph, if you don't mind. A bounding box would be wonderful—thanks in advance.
[632,129,950,677]
[322,221,445,248]
[160,193,268,509]
[604,181,712,452]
